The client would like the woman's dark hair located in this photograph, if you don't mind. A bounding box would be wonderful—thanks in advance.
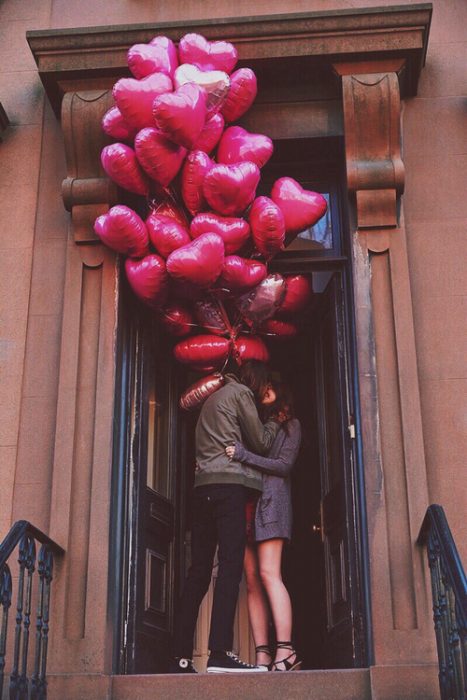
[239,360,271,403]
[264,381,296,434]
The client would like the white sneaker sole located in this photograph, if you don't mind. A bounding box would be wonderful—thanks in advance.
[207,666,269,673]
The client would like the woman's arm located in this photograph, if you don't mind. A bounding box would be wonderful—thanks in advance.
[234,421,301,477]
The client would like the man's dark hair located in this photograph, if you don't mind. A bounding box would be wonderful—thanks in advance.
[239,360,270,402]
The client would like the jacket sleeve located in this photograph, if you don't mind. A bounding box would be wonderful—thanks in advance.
[234,422,301,477]
[236,389,280,455]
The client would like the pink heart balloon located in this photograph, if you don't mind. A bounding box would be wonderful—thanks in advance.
[180,373,226,411]
[153,83,207,149]
[193,112,225,154]
[127,37,178,79]
[174,64,230,115]
[232,335,270,365]
[278,275,313,316]
[259,318,299,339]
[101,143,149,196]
[174,334,231,367]
[190,213,251,255]
[194,298,229,335]
[217,126,273,169]
[237,274,286,324]
[249,196,285,259]
[134,128,187,187]
[113,72,172,131]
[159,302,194,337]
[203,162,260,216]
[150,197,190,228]
[146,213,191,258]
[125,254,169,308]
[178,33,238,74]
[221,68,257,123]
[270,177,328,235]
[166,232,225,288]
[94,205,149,258]
[101,106,138,142]
[219,256,267,291]
[181,150,213,216]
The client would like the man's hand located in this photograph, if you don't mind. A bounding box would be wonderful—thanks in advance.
[225,445,235,460]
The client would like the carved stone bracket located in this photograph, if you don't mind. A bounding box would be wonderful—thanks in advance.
[61,90,117,247]
[334,60,405,238]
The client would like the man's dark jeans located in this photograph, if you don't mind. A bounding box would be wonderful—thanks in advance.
[173,484,248,658]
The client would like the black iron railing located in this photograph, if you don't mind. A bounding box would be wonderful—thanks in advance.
[0,521,63,700]
[418,505,467,700]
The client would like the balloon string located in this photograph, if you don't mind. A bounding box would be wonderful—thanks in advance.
[161,311,230,335]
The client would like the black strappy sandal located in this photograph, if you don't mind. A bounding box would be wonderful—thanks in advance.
[272,641,302,671]
[255,644,272,671]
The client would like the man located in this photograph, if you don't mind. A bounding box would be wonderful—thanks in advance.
[170,361,280,673]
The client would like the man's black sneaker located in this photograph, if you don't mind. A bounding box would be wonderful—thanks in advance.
[168,657,198,673]
[207,650,268,673]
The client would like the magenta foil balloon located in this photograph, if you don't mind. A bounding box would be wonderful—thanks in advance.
[203,162,260,216]
[94,205,149,258]
[237,274,287,324]
[127,37,178,79]
[134,128,187,187]
[278,275,313,316]
[153,83,207,149]
[101,143,149,196]
[270,177,328,235]
[146,213,191,258]
[217,126,273,169]
[180,373,226,411]
[159,303,194,337]
[166,232,225,288]
[102,106,137,142]
[249,196,285,259]
[178,33,238,73]
[181,150,213,216]
[219,256,267,291]
[113,72,172,131]
[174,64,230,115]
[259,318,299,339]
[125,254,169,309]
[194,299,229,335]
[193,112,225,154]
[190,213,251,255]
[221,68,257,123]
[174,334,231,367]
[233,335,270,365]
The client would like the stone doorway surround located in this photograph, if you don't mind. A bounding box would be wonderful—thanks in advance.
[26,5,438,698]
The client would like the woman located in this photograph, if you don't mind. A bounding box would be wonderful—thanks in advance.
[225,381,302,671]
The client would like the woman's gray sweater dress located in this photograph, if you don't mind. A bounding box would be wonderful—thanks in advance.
[234,419,301,542]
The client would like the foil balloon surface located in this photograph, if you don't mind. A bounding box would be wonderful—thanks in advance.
[193,112,225,154]
[194,298,229,335]
[271,177,328,235]
[94,205,149,258]
[101,143,149,196]
[127,37,178,79]
[217,126,273,169]
[259,318,299,339]
[181,150,213,216]
[174,64,230,115]
[146,213,191,258]
[278,275,313,315]
[179,373,226,411]
[190,213,250,255]
[221,68,257,123]
[166,232,225,288]
[232,335,270,365]
[174,334,231,367]
[219,256,267,291]
[159,303,194,337]
[102,107,137,142]
[203,162,260,216]
[125,254,169,309]
[134,128,187,187]
[113,72,172,131]
[249,196,285,259]
[153,83,207,149]
[178,33,238,73]
[237,274,286,324]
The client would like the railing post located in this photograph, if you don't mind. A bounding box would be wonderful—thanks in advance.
[0,565,13,698]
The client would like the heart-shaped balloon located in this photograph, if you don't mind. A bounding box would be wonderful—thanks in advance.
[232,335,270,365]
[203,162,260,216]
[125,254,169,308]
[194,298,229,335]
[181,150,213,216]
[271,177,328,235]
[127,37,178,79]
[94,205,149,258]
[249,196,285,259]
[153,83,207,149]
[146,213,191,258]
[174,64,230,115]
[180,373,226,411]
[217,126,273,169]
[150,196,190,228]
[166,232,225,288]
[278,275,313,316]
[159,302,194,337]
[178,33,238,74]
[259,318,299,339]
[193,112,225,154]
[101,143,149,196]
[113,72,173,131]
[190,213,251,255]
[219,256,267,291]
[174,334,231,367]
[102,107,138,142]
[134,128,187,187]
[221,68,257,123]
[237,274,286,324]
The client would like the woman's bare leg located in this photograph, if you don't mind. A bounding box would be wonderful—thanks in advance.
[257,539,296,667]
[243,543,271,665]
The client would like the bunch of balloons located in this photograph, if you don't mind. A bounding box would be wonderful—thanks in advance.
[95,32,328,408]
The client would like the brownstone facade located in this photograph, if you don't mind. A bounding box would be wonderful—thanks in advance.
[0,2,465,699]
